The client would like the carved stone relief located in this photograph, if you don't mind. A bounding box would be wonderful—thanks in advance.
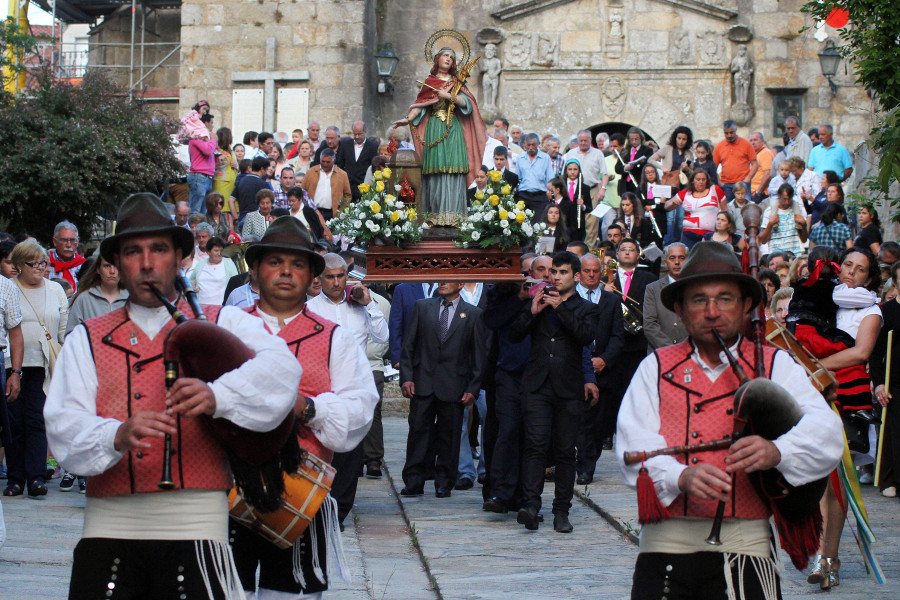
[697,31,726,66]
[602,76,626,117]
[506,32,531,67]
[607,8,625,58]
[531,33,559,67]
[669,30,695,65]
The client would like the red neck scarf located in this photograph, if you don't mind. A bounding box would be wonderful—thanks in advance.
[48,250,86,288]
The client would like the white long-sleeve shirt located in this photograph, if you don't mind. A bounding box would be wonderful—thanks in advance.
[616,342,843,507]
[44,303,302,478]
[307,292,389,351]
[256,306,379,453]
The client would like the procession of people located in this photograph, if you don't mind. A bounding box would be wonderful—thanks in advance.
[0,38,895,600]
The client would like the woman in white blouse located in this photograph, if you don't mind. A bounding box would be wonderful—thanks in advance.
[4,241,67,498]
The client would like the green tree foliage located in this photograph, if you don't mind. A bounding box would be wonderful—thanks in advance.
[0,71,183,239]
[0,18,43,97]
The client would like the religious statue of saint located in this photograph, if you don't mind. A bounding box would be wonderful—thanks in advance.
[731,44,753,106]
[393,35,487,227]
[480,43,502,108]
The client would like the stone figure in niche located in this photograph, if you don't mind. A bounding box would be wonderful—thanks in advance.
[480,43,502,108]
[392,44,487,227]
[730,44,753,106]
[609,9,624,40]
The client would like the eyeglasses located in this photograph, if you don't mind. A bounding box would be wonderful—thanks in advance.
[55,237,78,244]
[24,260,48,269]
[687,295,741,310]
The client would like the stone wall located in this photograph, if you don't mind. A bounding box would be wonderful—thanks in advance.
[378,0,873,151]
[179,0,369,132]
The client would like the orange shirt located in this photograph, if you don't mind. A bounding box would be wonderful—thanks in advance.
[750,147,774,194]
[713,137,756,184]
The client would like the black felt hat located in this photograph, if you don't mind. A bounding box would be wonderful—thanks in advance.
[244,216,326,276]
[99,193,195,263]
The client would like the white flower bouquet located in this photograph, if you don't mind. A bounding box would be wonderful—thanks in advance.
[457,170,548,250]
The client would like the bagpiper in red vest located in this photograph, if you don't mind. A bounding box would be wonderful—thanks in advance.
[82,302,232,498]
[248,305,337,462]
[655,338,779,521]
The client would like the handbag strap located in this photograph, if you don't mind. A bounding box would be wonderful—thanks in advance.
[13,278,53,341]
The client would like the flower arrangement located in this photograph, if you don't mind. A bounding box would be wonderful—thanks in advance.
[457,170,548,250]
[327,167,424,246]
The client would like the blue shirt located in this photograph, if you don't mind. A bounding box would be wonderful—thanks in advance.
[515,150,556,192]
[807,141,853,178]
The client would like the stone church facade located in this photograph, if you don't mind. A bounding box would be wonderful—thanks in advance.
[167,0,870,153]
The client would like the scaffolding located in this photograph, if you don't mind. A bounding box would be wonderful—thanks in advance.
[30,0,182,98]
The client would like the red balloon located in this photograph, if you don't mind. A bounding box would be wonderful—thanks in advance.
[825,8,849,28]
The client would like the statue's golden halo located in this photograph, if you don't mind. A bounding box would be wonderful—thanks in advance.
[424,29,471,68]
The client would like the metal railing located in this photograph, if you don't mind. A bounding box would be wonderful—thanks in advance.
[33,41,180,90]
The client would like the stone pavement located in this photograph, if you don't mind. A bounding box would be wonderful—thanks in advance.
[1,414,898,599]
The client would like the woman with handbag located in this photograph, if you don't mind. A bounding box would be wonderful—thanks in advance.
[4,241,67,497]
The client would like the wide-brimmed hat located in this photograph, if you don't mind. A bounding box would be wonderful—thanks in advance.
[99,193,195,263]
[660,241,763,311]
[243,216,325,276]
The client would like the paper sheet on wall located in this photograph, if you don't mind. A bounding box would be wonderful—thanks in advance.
[232,89,264,137]
[276,88,310,136]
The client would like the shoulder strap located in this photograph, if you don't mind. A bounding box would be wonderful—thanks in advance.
[13,278,52,341]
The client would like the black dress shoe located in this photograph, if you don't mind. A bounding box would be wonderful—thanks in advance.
[454,477,474,490]
[576,473,594,485]
[516,507,540,530]
[400,487,424,497]
[602,437,614,450]
[482,497,509,514]
[435,487,452,498]
[553,513,573,533]
[365,461,383,479]
[477,473,486,485]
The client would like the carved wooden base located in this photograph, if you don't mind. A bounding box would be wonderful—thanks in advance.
[362,240,523,283]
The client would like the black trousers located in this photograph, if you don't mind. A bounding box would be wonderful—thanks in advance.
[602,350,646,440]
[330,443,364,525]
[520,381,584,514]
[632,551,782,600]
[402,394,464,491]
[363,370,385,464]
[576,386,615,477]
[877,384,900,490]
[490,369,525,504]
[69,538,234,600]
[480,373,498,501]
[230,513,328,595]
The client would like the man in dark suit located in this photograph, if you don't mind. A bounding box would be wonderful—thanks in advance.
[493,147,519,189]
[643,242,689,351]
[311,126,341,167]
[336,120,379,201]
[575,254,625,484]
[400,283,487,498]
[508,251,601,533]
[601,238,656,447]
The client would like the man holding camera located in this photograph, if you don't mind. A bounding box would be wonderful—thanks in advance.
[508,251,601,533]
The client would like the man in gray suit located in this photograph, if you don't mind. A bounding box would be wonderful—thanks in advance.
[400,283,487,498]
[642,242,689,351]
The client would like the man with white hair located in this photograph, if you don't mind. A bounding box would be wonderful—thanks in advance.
[48,221,86,290]
[784,116,812,163]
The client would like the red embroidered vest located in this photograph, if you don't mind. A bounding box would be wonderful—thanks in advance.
[82,302,232,498]
[656,339,778,520]
[249,305,337,462]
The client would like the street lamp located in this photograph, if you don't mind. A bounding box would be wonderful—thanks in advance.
[818,40,841,97]
[375,44,399,95]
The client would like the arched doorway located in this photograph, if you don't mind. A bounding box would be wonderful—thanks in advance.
[588,122,657,148]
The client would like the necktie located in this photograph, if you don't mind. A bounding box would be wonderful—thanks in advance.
[630,148,637,161]
[587,289,593,303]
[439,300,451,342]
[569,180,575,200]
[623,270,633,299]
